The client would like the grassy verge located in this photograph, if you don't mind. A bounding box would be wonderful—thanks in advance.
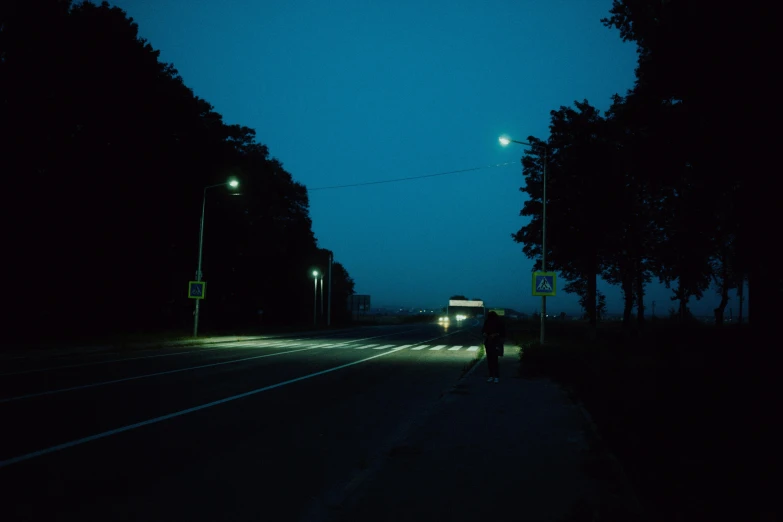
[460,344,485,378]
[517,322,765,520]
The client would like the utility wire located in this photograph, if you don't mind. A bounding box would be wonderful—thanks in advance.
[308,162,516,191]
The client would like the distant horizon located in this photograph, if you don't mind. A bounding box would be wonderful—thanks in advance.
[369,302,748,319]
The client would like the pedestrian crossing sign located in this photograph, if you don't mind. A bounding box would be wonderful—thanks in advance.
[188,281,206,299]
[532,272,556,296]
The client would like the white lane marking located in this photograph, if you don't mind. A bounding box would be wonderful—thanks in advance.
[0,338,333,377]
[0,346,230,377]
[0,346,326,404]
[410,345,428,351]
[467,346,479,352]
[236,340,298,347]
[355,344,378,350]
[429,345,447,351]
[394,345,413,350]
[1,339,271,362]
[0,348,402,468]
[372,345,396,350]
[448,346,463,351]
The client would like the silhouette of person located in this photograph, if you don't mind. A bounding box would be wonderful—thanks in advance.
[482,311,506,383]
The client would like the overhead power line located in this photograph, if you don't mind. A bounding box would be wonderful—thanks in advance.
[308,162,516,191]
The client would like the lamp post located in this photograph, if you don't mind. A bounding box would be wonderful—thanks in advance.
[193,177,239,337]
[327,253,332,327]
[500,136,548,345]
[312,270,319,326]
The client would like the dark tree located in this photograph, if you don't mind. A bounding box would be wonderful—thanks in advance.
[513,100,621,336]
[1,1,354,339]
[602,0,777,329]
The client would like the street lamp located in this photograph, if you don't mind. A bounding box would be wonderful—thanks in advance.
[312,270,320,326]
[500,136,549,345]
[193,177,240,337]
[327,252,333,327]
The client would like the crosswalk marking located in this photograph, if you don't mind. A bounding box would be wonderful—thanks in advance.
[221,341,480,352]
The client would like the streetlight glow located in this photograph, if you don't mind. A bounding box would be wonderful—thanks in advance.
[311,269,322,326]
[499,137,511,146]
[228,179,239,188]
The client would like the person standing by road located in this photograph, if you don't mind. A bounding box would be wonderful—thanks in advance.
[482,311,506,383]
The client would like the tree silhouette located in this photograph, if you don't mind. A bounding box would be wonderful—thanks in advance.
[513,100,621,335]
[601,0,777,327]
[2,1,354,339]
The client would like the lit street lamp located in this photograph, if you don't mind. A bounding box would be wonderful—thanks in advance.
[500,136,549,345]
[327,252,333,327]
[312,270,320,326]
[193,177,240,337]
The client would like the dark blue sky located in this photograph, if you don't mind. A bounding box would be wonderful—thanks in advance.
[108,0,739,317]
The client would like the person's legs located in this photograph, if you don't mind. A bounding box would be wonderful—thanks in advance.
[487,351,494,380]
[487,351,498,378]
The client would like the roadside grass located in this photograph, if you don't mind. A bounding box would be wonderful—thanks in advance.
[460,344,485,378]
[517,321,759,520]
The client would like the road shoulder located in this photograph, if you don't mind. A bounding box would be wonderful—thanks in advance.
[322,349,641,522]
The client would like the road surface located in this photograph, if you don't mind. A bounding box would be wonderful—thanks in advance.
[1,322,483,521]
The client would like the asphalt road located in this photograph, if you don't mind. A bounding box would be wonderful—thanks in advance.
[1,322,484,521]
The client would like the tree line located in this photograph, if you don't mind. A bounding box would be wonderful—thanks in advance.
[513,0,775,333]
[2,1,355,340]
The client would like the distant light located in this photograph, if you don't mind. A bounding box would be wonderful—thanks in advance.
[499,137,511,146]
[228,178,239,188]
[312,270,319,277]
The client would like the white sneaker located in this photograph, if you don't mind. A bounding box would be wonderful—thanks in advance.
[487,377,494,383]
[493,378,499,383]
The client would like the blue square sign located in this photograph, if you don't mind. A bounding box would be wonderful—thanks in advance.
[188,281,206,299]
[532,272,556,296]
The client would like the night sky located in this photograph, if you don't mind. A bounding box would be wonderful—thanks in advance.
[106,0,738,317]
